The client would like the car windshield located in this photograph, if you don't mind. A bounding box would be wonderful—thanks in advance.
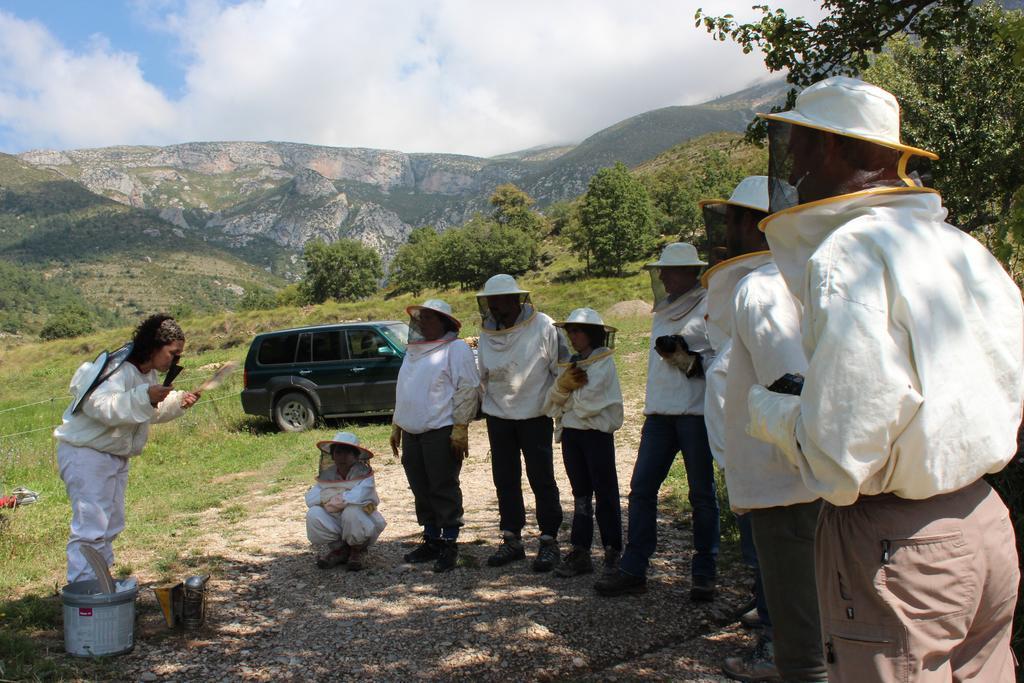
[380,323,409,352]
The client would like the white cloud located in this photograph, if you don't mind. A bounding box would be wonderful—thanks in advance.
[0,1,824,155]
[0,11,177,151]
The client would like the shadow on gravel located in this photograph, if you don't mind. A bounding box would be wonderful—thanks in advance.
[104,519,757,682]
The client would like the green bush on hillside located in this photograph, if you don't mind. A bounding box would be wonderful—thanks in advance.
[299,239,383,304]
[238,286,279,311]
[39,307,95,340]
[389,185,545,292]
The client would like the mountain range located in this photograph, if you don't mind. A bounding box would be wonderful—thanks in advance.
[0,79,784,332]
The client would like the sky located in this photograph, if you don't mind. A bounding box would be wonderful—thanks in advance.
[0,0,824,157]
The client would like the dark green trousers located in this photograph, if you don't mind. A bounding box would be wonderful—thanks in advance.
[751,500,827,682]
[401,426,464,536]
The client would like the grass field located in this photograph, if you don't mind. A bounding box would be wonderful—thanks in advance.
[0,247,736,679]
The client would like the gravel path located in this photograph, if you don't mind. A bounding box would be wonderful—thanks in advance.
[120,422,755,682]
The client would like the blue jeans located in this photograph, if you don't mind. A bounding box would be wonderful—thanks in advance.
[620,414,719,579]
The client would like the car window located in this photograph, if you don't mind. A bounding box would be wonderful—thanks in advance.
[346,329,390,360]
[312,330,346,362]
[381,323,409,352]
[296,333,312,363]
[257,333,299,365]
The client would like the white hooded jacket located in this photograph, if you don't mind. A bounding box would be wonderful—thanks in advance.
[54,360,186,457]
[644,286,711,416]
[394,334,479,434]
[755,188,1024,504]
[478,307,565,420]
[725,261,814,509]
[702,252,773,464]
[544,348,624,436]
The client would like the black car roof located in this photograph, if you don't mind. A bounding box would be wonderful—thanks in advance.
[254,320,404,338]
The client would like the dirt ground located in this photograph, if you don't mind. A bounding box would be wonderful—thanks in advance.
[116,421,758,682]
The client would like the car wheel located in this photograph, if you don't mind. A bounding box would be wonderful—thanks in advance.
[273,392,316,432]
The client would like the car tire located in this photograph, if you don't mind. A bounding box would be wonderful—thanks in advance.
[273,391,317,432]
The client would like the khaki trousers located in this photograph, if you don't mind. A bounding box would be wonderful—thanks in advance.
[816,479,1018,682]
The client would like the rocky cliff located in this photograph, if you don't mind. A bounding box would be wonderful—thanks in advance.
[17,80,784,273]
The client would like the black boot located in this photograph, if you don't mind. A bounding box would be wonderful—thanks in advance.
[594,569,647,596]
[487,531,526,567]
[404,536,441,564]
[433,540,459,573]
[554,546,593,577]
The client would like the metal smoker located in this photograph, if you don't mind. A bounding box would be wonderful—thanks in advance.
[181,575,210,629]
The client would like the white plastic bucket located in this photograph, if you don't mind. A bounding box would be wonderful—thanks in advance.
[62,579,138,657]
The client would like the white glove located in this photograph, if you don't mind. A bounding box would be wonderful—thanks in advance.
[746,385,802,464]
[324,494,347,513]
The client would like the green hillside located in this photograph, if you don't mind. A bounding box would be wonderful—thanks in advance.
[0,154,285,335]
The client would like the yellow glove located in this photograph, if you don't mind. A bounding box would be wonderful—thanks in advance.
[362,502,377,514]
[450,424,469,462]
[556,366,588,393]
[390,422,402,457]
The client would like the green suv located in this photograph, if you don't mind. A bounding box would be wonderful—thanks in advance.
[241,321,408,431]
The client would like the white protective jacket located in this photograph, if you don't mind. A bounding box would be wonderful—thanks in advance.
[478,306,566,420]
[753,188,1024,505]
[644,286,711,416]
[544,348,624,437]
[394,334,479,434]
[305,464,387,540]
[725,260,814,509]
[54,360,186,457]
[702,252,773,465]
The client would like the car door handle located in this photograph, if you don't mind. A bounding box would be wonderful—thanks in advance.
[351,367,366,373]
[298,369,312,375]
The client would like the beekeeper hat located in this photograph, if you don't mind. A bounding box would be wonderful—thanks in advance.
[698,176,770,213]
[316,431,375,459]
[554,307,617,333]
[644,242,707,269]
[406,298,462,330]
[476,274,530,298]
[757,76,938,160]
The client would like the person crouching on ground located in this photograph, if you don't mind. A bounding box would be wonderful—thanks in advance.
[390,299,479,573]
[54,314,200,584]
[545,308,624,578]
[305,431,387,571]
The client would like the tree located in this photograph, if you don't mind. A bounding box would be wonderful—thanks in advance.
[695,0,978,139]
[432,216,539,290]
[490,184,547,237]
[388,227,441,296]
[299,238,382,304]
[575,162,656,276]
[861,4,1024,279]
[644,147,764,245]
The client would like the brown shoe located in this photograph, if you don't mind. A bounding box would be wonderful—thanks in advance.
[346,544,368,571]
[721,637,781,682]
[315,543,350,569]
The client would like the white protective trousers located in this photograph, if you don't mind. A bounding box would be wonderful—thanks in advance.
[57,443,130,583]
[305,506,383,547]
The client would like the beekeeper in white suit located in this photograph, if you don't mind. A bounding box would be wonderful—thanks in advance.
[747,76,1023,681]
[596,243,720,600]
[54,314,199,584]
[305,431,386,571]
[476,274,568,572]
[544,308,624,578]
[390,299,479,573]
[698,177,783,679]
[705,176,825,682]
